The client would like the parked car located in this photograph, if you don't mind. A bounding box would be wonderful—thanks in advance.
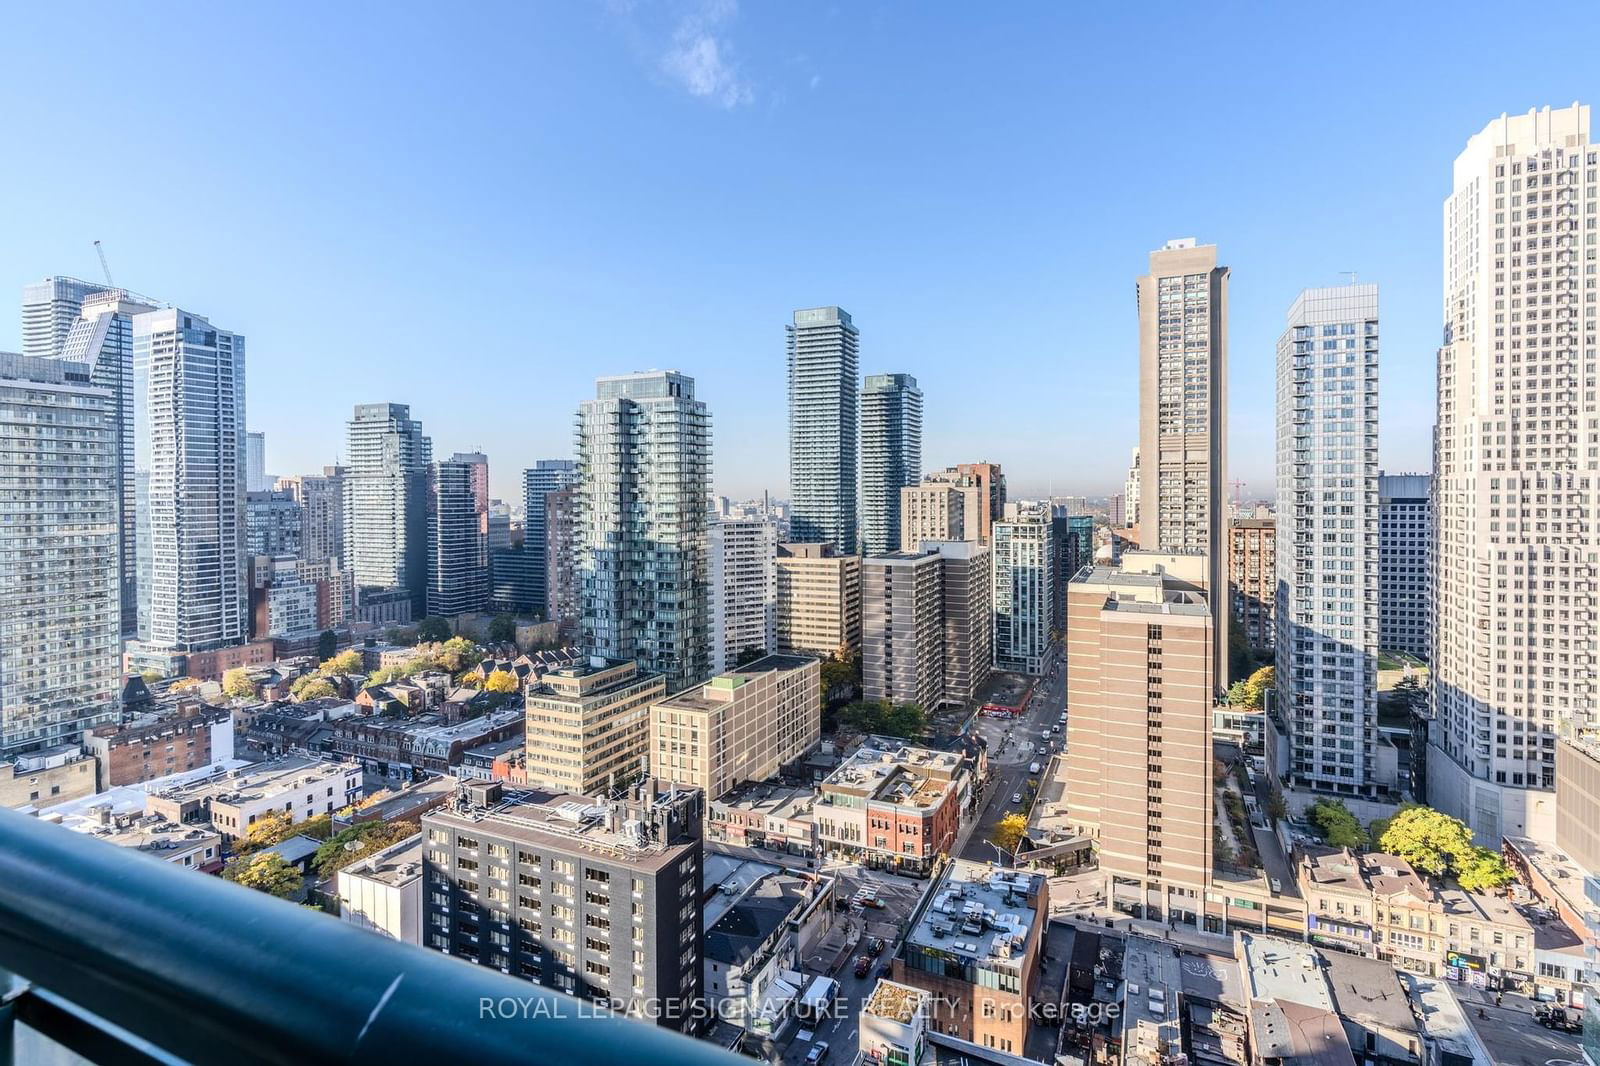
[867,937,885,956]
[854,955,872,978]
[1536,1006,1582,1033]
[1028,761,1041,774]
[806,1040,831,1064]
[1012,792,1023,804]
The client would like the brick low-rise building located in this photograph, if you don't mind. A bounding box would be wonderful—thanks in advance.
[815,737,966,875]
[83,702,234,788]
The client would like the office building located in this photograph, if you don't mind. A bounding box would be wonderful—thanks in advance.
[21,276,112,360]
[1275,284,1380,798]
[245,490,303,557]
[523,657,665,796]
[992,511,1054,675]
[892,860,1047,1055]
[924,462,1005,544]
[861,551,945,710]
[1138,239,1228,688]
[57,287,157,638]
[709,517,778,674]
[1228,517,1276,652]
[523,460,579,618]
[1378,473,1432,660]
[858,540,990,709]
[427,456,489,616]
[0,354,120,755]
[774,543,861,658]
[1427,106,1600,843]
[245,431,269,492]
[133,307,247,651]
[345,403,431,618]
[934,540,993,704]
[649,653,820,800]
[490,546,540,614]
[1066,553,1214,925]
[860,372,922,556]
[899,482,973,550]
[787,307,858,554]
[421,779,704,1029]
[577,371,711,691]
[545,486,579,639]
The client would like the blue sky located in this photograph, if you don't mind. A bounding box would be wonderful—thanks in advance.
[2,2,1597,503]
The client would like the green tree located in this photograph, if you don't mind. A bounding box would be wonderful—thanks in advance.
[222,852,303,899]
[735,645,767,667]
[992,812,1028,854]
[312,819,419,878]
[881,702,927,739]
[483,669,520,695]
[221,667,256,700]
[1392,675,1427,714]
[1458,846,1515,893]
[416,616,452,643]
[1265,785,1289,823]
[1227,680,1251,706]
[317,629,339,661]
[488,614,518,644]
[1376,805,1509,887]
[1307,799,1367,848]
[820,650,859,703]
[294,678,337,703]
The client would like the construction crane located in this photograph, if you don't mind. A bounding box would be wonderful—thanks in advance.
[93,240,114,287]
[1230,478,1246,511]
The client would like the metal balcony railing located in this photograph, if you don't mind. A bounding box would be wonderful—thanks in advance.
[0,809,740,1066]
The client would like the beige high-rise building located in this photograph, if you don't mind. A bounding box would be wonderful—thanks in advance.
[523,657,665,795]
[774,542,861,658]
[899,483,973,550]
[1066,552,1213,926]
[1432,104,1598,845]
[648,653,820,800]
[923,462,1004,544]
[1138,239,1228,690]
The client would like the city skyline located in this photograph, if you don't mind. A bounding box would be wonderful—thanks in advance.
[5,8,1593,502]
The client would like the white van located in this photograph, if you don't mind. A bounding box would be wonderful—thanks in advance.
[1028,761,1041,774]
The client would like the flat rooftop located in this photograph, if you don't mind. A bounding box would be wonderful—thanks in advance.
[713,781,816,821]
[822,739,962,809]
[905,858,1041,965]
[1320,950,1418,1036]
[1122,935,1185,1065]
[345,837,423,888]
[864,979,927,1024]
[702,853,784,929]
[1506,834,1600,932]
[427,785,697,873]
[1240,933,1333,1012]
[150,757,353,804]
[656,653,816,712]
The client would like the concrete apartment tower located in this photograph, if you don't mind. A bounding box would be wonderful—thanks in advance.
[787,307,859,554]
[0,354,120,754]
[1377,473,1431,660]
[924,462,1005,544]
[344,403,432,619]
[1123,447,1141,528]
[1228,517,1276,652]
[899,482,973,550]
[133,307,247,651]
[21,276,112,360]
[1431,104,1597,844]
[577,370,711,691]
[523,459,578,617]
[709,516,778,674]
[57,286,158,638]
[860,372,922,556]
[1274,284,1381,799]
[1138,239,1229,690]
[1066,552,1214,926]
[774,543,862,658]
[245,431,269,492]
[992,508,1055,676]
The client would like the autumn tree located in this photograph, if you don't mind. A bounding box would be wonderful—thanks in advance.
[483,670,520,695]
[435,636,482,674]
[222,852,303,899]
[238,810,296,852]
[319,649,364,676]
[991,813,1028,855]
[221,668,257,700]
[169,676,202,692]
[293,678,336,703]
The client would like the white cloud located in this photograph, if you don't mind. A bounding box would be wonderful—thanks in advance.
[809,73,821,91]
[660,1,753,109]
